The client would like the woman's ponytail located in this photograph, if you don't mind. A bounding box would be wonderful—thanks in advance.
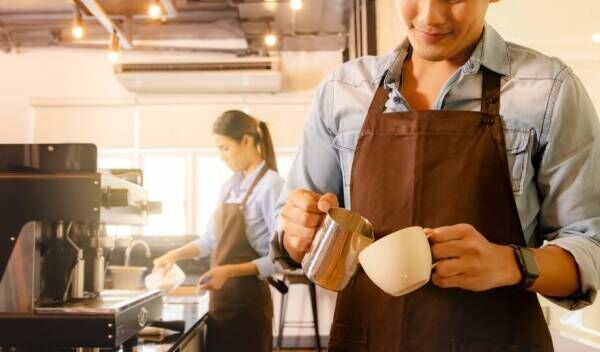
[258,121,277,172]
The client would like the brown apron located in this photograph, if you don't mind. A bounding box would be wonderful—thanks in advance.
[206,164,273,352]
[328,68,554,352]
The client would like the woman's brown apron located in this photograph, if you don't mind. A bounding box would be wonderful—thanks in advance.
[206,165,273,351]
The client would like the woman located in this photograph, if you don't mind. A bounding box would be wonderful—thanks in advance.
[153,110,284,351]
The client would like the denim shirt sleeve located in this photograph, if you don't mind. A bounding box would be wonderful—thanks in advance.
[194,180,230,258]
[251,175,285,279]
[536,69,600,309]
[270,73,343,269]
[194,212,217,258]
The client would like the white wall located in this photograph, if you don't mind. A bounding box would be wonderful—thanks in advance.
[376,0,407,55]
[0,48,342,145]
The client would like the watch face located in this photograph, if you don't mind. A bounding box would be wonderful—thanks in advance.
[521,248,539,278]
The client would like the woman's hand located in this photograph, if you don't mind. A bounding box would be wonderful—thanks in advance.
[153,251,177,273]
[197,265,233,291]
[426,224,521,292]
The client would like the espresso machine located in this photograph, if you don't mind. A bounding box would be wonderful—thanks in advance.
[0,144,162,349]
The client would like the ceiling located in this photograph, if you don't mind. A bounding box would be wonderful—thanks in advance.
[0,0,353,55]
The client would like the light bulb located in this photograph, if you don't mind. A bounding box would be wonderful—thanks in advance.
[148,3,162,19]
[108,31,121,63]
[593,32,600,44]
[71,8,84,39]
[108,50,120,63]
[290,0,303,10]
[71,25,84,39]
[264,34,277,46]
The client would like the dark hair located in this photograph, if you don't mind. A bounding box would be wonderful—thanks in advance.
[213,110,278,172]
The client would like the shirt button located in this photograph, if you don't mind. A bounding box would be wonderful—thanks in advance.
[393,96,401,104]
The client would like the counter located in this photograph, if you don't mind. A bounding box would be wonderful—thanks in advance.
[0,288,210,352]
[124,289,209,352]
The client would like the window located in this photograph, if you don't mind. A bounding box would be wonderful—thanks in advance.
[196,156,232,234]
[142,154,187,235]
[98,148,297,237]
[277,154,295,180]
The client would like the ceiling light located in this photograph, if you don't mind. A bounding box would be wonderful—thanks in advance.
[264,33,277,47]
[108,31,121,63]
[593,33,600,44]
[148,1,162,19]
[71,8,84,39]
[290,0,303,10]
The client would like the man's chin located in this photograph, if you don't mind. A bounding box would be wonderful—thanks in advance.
[410,46,452,62]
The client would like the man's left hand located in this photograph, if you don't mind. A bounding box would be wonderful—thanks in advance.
[426,224,521,292]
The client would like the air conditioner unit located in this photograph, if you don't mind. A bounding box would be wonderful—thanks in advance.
[114,57,282,94]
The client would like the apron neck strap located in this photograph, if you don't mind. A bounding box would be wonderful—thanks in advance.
[239,163,269,206]
[481,66,502,115]
[367,71,391,115]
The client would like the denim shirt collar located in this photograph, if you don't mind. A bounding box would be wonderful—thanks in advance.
[382,23,510,87]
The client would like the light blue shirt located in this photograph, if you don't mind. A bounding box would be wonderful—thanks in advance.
[271,24,600,310]
[196,161,284,279]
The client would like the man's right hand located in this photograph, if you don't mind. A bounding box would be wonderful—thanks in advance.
[280,189,339,263]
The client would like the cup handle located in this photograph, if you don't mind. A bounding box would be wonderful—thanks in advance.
[426,233,439,271]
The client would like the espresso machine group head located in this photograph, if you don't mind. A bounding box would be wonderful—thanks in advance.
[0,144,162,349]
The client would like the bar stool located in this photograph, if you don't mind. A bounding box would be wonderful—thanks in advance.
[276,272,322,351]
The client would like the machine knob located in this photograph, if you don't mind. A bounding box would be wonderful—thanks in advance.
[103,187,130,208]
[144,201,162,214]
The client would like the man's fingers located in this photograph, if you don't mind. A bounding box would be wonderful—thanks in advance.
[284,231,315,253]
[432,272,464,289]
[317,192,339,213]
[282,220,318,240]
[289,189,322,213]
[427,224,473,243]
[431,240,465,260]
[281,202,324,228]
[434,258,468,278]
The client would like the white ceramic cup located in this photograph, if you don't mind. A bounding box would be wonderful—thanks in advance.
[358,226,436,296]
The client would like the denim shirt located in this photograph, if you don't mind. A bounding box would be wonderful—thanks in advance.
[271,24,600,309]
[195,161,284,279]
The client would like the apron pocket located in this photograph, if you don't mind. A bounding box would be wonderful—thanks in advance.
[452,338,542,352]
[329,323,368,351]
[503,127,533,195]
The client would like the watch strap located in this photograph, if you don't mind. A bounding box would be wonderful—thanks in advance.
[509,244,539,290]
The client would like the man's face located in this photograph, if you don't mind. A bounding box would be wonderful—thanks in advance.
[395,0,496,62]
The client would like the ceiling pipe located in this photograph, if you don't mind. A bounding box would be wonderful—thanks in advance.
[53,41,250,55]
[77,0,133,49]
[160,0,178,18]
[0,25,16,52]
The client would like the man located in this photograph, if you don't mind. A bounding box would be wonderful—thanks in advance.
[270,0,600,351]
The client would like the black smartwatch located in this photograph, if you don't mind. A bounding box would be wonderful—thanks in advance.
[509,245,539,290]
